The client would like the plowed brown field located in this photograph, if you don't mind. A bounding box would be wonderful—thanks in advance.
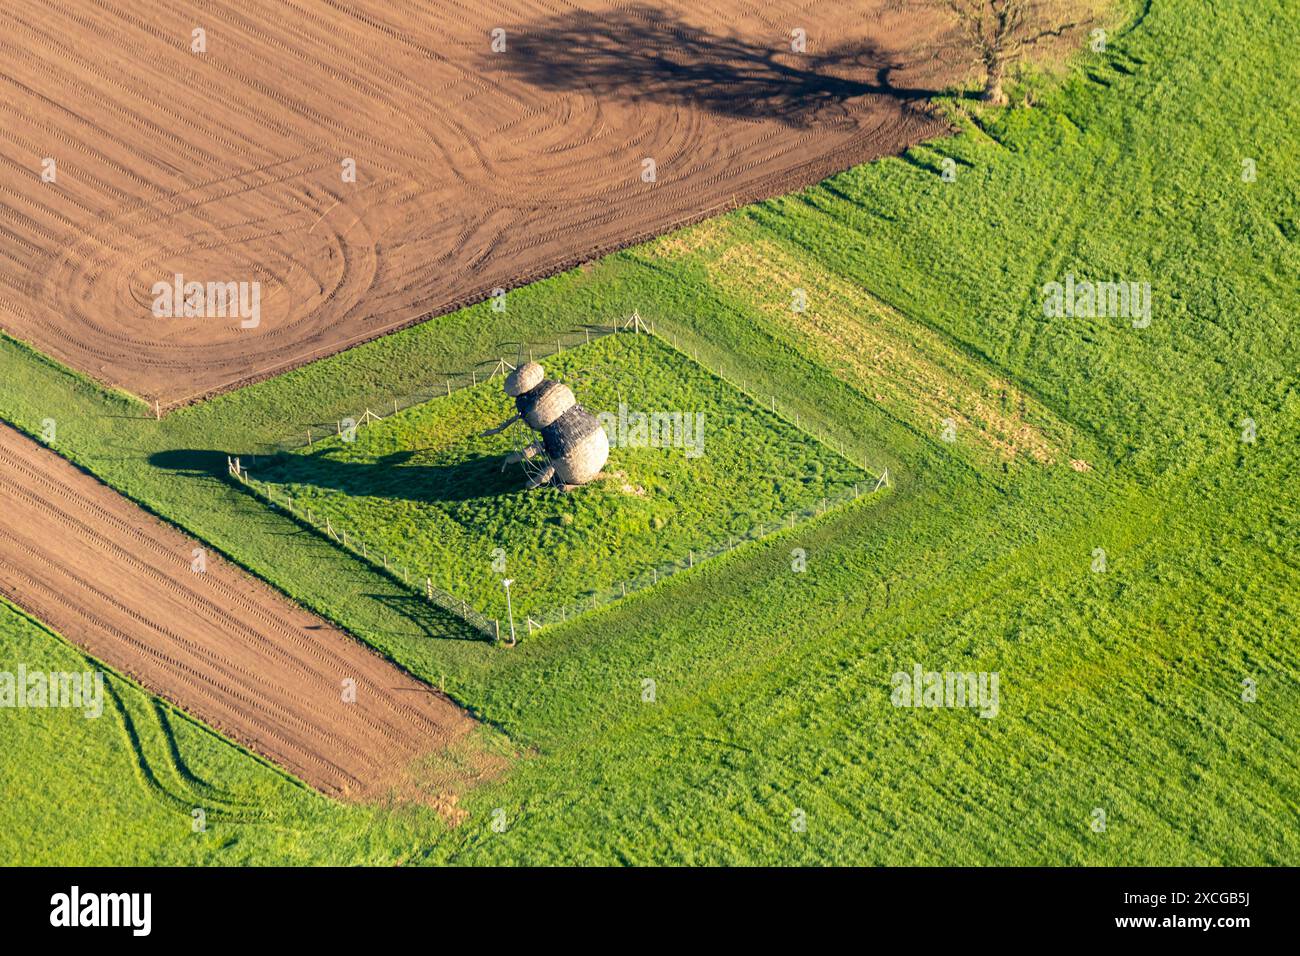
[0,0,961,405]
[0,421,486,802]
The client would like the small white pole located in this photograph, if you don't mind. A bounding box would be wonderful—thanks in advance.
[502,579,517,645]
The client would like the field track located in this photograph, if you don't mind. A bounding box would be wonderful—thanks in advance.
[0,421,483,801]
[0,0,960,405]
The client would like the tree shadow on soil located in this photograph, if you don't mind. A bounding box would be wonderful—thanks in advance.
[488,4,948,128]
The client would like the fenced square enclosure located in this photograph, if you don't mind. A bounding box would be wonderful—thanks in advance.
[254,333,872,629]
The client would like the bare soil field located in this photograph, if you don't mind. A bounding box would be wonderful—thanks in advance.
[0,421,488,802]
[0,0,961,405]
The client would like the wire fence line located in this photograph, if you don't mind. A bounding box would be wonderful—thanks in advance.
[258,310,885,484]
[225,311,892,644]
[270,322,626,455]
[527,475,888,631]
[642,316,889,484]
[226,455,501,642]
[228,449,886,644]
[532,312,894,628]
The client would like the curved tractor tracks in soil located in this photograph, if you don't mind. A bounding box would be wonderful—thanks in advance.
[0,0,962,406]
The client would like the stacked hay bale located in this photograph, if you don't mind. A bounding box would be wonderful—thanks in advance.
[494,361,609,490]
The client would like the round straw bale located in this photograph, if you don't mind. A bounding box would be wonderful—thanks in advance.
[517,379,575,429]
[542,406,609,486]
[504,361,544,397]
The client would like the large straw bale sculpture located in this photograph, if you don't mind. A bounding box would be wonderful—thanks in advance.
[481,361,609,490]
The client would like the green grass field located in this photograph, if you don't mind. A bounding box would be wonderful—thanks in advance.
[1,0,1296,864]
[0,600,457,866]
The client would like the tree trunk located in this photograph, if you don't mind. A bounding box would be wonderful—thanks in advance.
[983,57,1009,106]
